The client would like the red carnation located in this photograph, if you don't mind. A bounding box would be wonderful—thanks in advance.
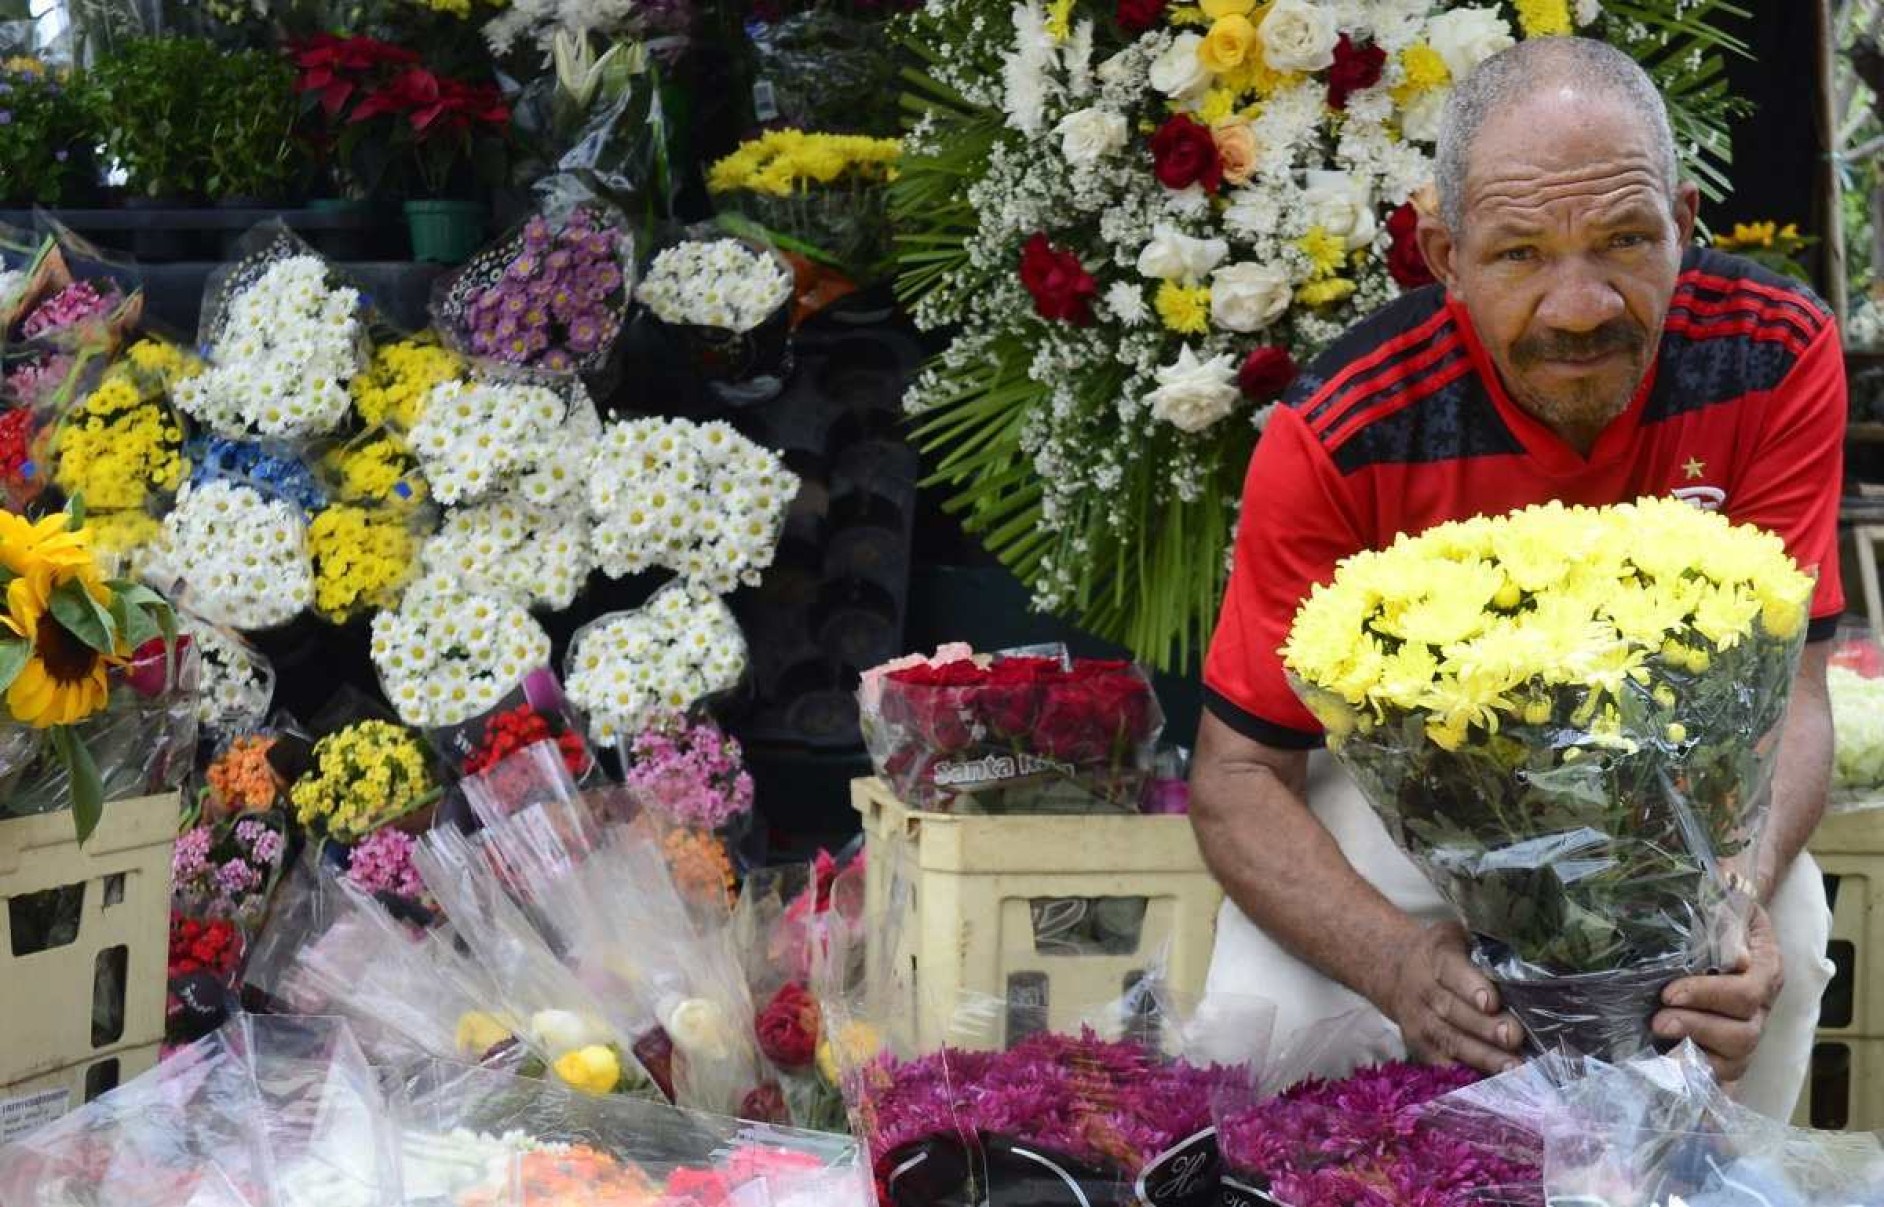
[1386,202,1436,289]
[1116,0,1165,33]
[1149,115,1223,193]
[1238,346,1298,401]
[1018,234,1099,325]
[1325,34,1386,111]
[756,982,821,1068]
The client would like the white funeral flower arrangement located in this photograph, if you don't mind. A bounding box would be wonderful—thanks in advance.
[174,255,363,441]
[148,481,315,631]
[180,616,274,732]
[408,376,599,507]
[564,582,748,745]
[636,239,794,332]
[371,573,552,728]
[420,498,594,612]
[895,0,1737,665]
[587,416,798,594]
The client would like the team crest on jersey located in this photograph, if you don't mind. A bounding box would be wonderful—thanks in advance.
[1673,484,1726,511]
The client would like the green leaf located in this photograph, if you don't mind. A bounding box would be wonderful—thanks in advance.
[64,493,85,532]
[50,581,115,654]
[51,726,104,844]
[0,635,28,692]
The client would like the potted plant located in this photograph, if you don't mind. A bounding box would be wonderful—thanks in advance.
[350,64,510,263]
[289,34,424,260]
[82,37,222,259]
[0,58,95,207]
[205,50,304,221]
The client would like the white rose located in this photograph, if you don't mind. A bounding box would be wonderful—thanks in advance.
[1427,7,1515,81]
[1257,0,1338,73]
[1210,262,1292,333]
[530,1009,604,1058]
[1146,346,1241,434]
[665,998,738,1060]
[1149,33,1208,98]
[1136,224,1230,282]
[1302,170,1378,251]
[1401,86,1448,144]
[1054,107,1129,166]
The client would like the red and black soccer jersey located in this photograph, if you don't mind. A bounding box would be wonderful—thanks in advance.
[1205,246,1847,749]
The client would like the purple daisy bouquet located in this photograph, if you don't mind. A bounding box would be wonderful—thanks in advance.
[1215,1063,1541,1207]
[172,812,291,929]
[432,201,634,378]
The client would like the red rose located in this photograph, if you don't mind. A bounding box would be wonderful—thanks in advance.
[757,983,822,1069]
[977,656,1058,739]
[125,634,191,699]
[1018,233,1098,325]
[633,1027,678,1102]
[1149,115,1223,193]
[1325,34,1386,111]
[1386,202,1436,289]
[1238,346,1298,401]
[1116,0,1165,32]
[739,1082,791,1125]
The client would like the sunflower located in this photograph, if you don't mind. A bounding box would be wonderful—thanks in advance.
[1,575,116,728]
[0,510,105,602]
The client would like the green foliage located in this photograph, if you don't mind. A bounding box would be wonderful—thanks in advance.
[1596,0,1755,204]
[0,64,94,206]
[205,51,305,201]
[82,37,224,199]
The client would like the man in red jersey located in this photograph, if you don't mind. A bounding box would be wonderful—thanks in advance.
[1192,35,1840,1118]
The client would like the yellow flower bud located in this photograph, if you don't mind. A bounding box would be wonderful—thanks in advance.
[455,1012,511,1058]
[1198,14,1258,74]
[553,1045,623,1095]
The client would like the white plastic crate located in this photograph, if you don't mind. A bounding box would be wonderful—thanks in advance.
[0,793,176,1104]
[1796,806,1884,1130]
[852,777,1221,1051]
[0,1042,161,1142]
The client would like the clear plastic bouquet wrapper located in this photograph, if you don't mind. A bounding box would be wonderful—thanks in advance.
[564,580,749,750]
[431,663,595,781]
[174,224,369,443]
[1282,498,1816,1063]
[3,232,144,413]
[0,224,52,330]
[636,231,798,405]
[859,645,1165,814]
[42,339,196,522]
[393,1059,872,1207]
[1827,624,1884,808]
[180,615,276,737]
[430,188,637,385]
[747,11,901,137]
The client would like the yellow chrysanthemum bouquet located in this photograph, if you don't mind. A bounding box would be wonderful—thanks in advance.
[1283,497,1814,1060]
[0,503,193,840]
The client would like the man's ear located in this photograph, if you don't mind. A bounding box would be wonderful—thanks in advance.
[1673,181,1701,247]
[1415,212,1459,294]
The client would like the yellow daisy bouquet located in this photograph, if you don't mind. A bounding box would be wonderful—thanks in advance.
[708,129,902,289]
[46,345,194,514]
[1283,497,1814,1060]
[0,504,188,840]
[306,502,430,625]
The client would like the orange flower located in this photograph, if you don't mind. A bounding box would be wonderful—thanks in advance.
[663,828,736,911]
[206,735,281,818]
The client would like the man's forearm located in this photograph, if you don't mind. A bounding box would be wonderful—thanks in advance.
[1191,754,1418,1011]
[1757,647,1833,902]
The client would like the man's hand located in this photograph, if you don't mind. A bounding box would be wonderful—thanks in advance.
[1653,904,1784,1086]
[1375,920,1525,1075]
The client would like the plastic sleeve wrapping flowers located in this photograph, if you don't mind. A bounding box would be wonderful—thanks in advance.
[175,223,368,443]
[0,224,52,329]
[3,229,144,415]
[434,666,595,781]
[858,647,1165,814]
[179,614,275,735]
[563,579,750,750]
[428,191,636,388]
[41,346,190,517]
[1827,624,1884,808]
[1281,499,1816,1063]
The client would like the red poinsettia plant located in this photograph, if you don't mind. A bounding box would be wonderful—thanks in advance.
[859,648,1165,814]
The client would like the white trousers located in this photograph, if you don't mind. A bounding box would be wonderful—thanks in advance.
[1202,750,1834,1120]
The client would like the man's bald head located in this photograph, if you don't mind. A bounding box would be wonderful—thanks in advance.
[1434,37,1680,232]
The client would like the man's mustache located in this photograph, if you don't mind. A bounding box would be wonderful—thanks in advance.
[1512,321,1647,366]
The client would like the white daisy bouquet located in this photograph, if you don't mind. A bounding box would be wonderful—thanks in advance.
[408,375,599,507]
[420,497,595,612]
[147,480,316,631]
[176,245,365,442]
[636,239,794,333]
[180,615,276,734]
[371,573,553,728]
[588,417,798,594]
[897,0,1750,666]
[564,581,749,748]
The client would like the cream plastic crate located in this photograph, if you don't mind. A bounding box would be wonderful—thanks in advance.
[0,793,177,1101]
[0,1042,161,1143]
[852,777,1222,1051]
[1794,806,1884,1129]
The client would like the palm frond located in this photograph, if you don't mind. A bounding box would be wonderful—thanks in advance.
[1603,0,1755,202]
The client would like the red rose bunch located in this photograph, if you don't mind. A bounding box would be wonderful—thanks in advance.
[1019,234,1098,325]
[1238,346,1298,402]
[168,914,244,982]
[1116,0,1165,33]
[464,703,590,778]
[1386,202,1436,289]
[1325,34,1386,111]
[756,982,822,1069]
[0,408,40,504]
[1149,115,1222,193]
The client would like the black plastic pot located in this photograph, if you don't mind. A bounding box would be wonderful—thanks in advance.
[1489,957,1692,1064]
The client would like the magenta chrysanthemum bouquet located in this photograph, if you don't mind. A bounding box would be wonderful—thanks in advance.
[18,279,121,340]
[344,826,429,908]
[433,203,633,377]
[1216,1063,1540,1207]
[622,715,755,831]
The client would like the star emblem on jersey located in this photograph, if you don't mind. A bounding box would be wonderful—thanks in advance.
[1682,457,1706,481]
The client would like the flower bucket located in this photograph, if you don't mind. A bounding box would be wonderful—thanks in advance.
[403,199,487,265]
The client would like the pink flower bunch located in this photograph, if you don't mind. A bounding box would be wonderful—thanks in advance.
[172,815,288,927]
[172,825,213,882]
[622,715,754,830]
[3,351,75,407]
[19,279,119,339]
[345,826,427,904]
[862,1029,1237,1182]
[1217,1062,1539,1207]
